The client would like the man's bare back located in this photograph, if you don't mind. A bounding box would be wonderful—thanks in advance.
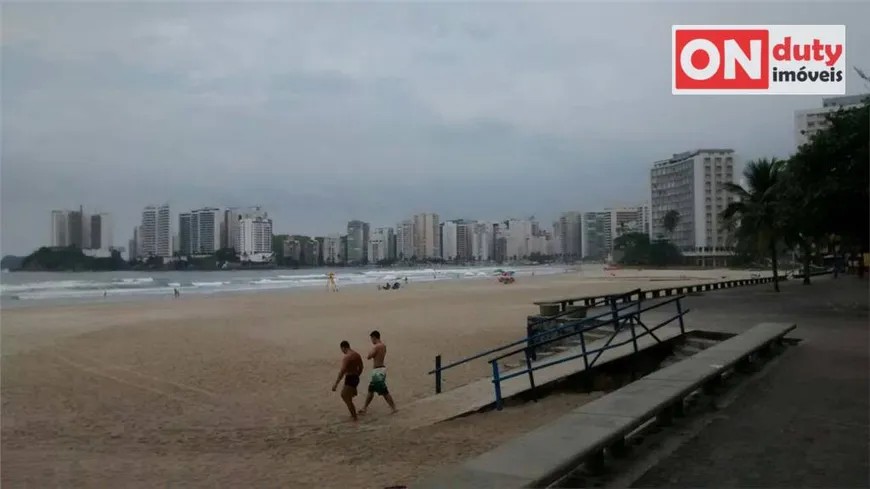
[344,350,363,376]
[333,340,364,421]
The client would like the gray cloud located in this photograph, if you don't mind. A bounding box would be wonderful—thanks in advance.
[2,2,869,255]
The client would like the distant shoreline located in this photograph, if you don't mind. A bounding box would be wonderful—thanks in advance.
[0,265,569,308]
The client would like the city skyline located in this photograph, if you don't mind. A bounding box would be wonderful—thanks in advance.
[3,4,869,255]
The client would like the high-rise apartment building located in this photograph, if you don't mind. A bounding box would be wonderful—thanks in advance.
[446,219,474,261]
[794,93,868,148]
[395,219,415,260]
[559,212,583,260]
[238,215,273,261]
[650,149,737,251]
[499,219,534,260]
[323,234,342,265]
[440,221,458,261]
[89,213,112,251]
[222,208,240,250]
[178,213,192,256]
[413,213,440,259]
[51,207,112,250]
[368,227,395,263]
[582,205,650,259]
[470,222,493,262]
[140,206,158,257]
[582,212,608,260]
[51,210,70,247]
[137,204,169,258]
[223,206,267,251]
[186,207,221,256]
[346,220,370,264]
[67,207,85,249]
[129,226,139,261]
[155,204,172,257]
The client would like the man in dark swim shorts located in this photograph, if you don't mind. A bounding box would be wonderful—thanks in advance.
[332,340,364,421]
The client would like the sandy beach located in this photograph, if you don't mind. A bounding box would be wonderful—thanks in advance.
[1,269,756,488]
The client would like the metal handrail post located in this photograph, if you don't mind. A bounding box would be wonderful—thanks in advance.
[676,297,686,335]
[630,317,639,353]
[610,299,620,331]
[435,355,442,394]
[524,348,536,391]
[491,361,504,411]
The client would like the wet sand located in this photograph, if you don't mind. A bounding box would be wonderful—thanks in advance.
[1,268,756,488]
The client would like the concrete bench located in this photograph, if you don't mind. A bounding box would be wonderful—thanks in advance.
[413,322,796,489]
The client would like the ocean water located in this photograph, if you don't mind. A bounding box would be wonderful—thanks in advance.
[0,266,568,308]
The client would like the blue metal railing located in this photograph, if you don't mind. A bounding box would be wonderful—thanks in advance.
[427,289,643,394]
[488,295,689,410]
[526,288,643,361]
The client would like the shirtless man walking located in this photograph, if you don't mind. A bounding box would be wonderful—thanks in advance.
[358,330,397,415]
[332,340,364,421]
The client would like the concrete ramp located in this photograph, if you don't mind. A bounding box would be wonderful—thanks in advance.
[392,325,688,428]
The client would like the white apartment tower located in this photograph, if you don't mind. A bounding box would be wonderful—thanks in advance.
[455,221,473,261]
[238,215,273,262]
[413,213,440,259]
[190,207,222,255]
[471,222,493,262]
[395,219,415,260]
[501,219,534,260]
[368,227,395,263]
[440,221,458,261]
[51,210,70,247]
[323,234,342,265]
[650,149,737,251]
[140,206,158,257]
[582,205,650,258]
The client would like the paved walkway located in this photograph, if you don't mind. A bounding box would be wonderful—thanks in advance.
[632,276,869,488]
[392,325,685,428]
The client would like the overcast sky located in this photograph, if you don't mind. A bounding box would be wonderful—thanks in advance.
[2,2,868,255]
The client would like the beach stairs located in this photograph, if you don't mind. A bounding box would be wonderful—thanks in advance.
[501,321,719,372]
[501,315,616,371]
[658,335,720,367]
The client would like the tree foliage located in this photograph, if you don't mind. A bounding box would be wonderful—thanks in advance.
[722,158,786,291]
[613,232,682,266]
[19,246,128,271]
[662,210,680,236]
[723,90,869,286]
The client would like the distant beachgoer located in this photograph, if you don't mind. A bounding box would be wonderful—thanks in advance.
[327,272,339,292]
[173,288,180,298]
[404,277,408,284]
[359,330,397,415]
[103,291,108,298]
[332,340,364,422]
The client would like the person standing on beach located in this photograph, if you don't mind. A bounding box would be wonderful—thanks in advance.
[358,330,397,415]
[332,340,364,421]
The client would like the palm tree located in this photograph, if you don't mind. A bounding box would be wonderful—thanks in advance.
[721,158,786,292]
[662,210,680,241]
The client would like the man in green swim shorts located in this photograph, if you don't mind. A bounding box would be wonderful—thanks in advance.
[358,330,397,415]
